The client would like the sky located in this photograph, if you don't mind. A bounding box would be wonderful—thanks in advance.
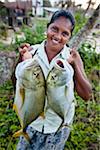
[1,0,99,9]
[50,0,99,9]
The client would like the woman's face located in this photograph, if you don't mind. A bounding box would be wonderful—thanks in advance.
[46,16,72,52]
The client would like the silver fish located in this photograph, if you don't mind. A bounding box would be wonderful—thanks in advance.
[13,59,46,131]
[46,59,72,132]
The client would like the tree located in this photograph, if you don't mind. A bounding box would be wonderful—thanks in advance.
[43,0,51,7]
[69,4,100,49]
[84,0,96,15]
[56,0,73,9]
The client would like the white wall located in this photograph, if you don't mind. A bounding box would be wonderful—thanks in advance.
[32,0,43,16]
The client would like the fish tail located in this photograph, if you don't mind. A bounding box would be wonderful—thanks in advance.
[12,129,23,138]
[13,129,30,142]
[13,104,23,127]
[40,112,45,119]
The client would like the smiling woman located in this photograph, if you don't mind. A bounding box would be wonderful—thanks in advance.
[14,9,92,150]
[45,17,72,61]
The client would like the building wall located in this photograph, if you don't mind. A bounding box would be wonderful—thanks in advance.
[32,0,43,16]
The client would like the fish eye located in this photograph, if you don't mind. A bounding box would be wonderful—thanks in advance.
[33,72,37,76]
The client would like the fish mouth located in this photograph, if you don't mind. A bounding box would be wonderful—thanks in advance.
[55,59,66,70]
[56,60,64,68]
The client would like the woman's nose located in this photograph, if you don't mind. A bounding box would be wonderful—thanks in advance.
[54,32,62,40]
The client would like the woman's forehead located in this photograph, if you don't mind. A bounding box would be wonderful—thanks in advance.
[49,17,72,30]
[52,16,72,25]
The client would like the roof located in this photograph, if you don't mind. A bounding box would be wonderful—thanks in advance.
[4,1,32,10]
[0,1,5,7]
[43,7,60,13]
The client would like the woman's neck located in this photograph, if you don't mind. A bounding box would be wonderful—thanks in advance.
[45,42,62,63]
[45,48,57,62]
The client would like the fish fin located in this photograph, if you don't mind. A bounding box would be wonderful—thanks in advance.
[64,85,68,97]
[22,132,30,142]
[13,129,23,138]
[20,88,25,108]
[13,129,30,142]
[40,112,45,119]
[13,104,23,127]
[13,103,16,110]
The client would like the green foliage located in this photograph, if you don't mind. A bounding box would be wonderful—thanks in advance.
[0,8,7,17]
[0,42,18,52]
[0,81,20,150]
[78,43,100,73]
[43,0,52,7]
[65,96,100,150]
[73,12,87,36]
[15,19,47,47]
[0,23,8,39]
[22,25,45,44]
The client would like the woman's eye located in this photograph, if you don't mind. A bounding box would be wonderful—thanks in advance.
[51,27,58,32]
[62,32,70,37]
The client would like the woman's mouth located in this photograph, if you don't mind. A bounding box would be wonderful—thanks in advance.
[52,38,60,45]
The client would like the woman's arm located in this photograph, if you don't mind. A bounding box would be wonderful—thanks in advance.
[67,48,92,101]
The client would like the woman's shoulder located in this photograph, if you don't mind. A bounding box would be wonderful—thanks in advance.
[30,41,45,55]
[62,45,71,59]
[30,44,40,55]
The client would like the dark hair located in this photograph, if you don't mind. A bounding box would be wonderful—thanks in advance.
[47,10,75,34]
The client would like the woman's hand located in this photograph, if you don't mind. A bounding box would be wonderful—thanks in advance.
[19,43,33,61]
[67,48,83,68]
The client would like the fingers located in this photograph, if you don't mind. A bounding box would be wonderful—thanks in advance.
[70,48,77,54]
[19,47,28,56]
[19,43,30,53]
[28,46,33,52]
[22,51,32,61]
[18,43,33,61]
[20,43,30,49]
[18,43,32,56]
[67,48,78,65]
[70,47,76,52]
[70,48,80,58]
[67,57,73,64]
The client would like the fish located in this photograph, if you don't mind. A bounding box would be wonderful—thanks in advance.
[13,58,46,139]
[46,59,73,133]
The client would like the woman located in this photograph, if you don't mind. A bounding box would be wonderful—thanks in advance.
[15,10,92,150]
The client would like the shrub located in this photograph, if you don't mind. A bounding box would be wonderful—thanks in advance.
[0,23,8,39]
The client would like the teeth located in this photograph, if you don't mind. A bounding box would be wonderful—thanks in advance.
[52,39,59,44]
